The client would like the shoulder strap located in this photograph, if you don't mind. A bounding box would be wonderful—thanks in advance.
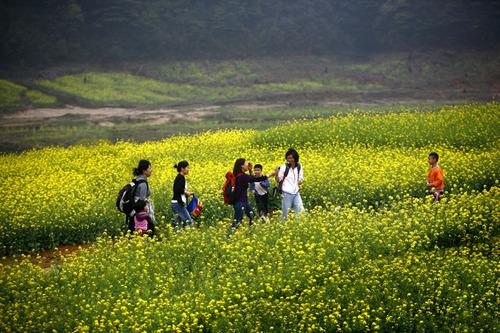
[283,164,301,185]
[297,164,302,184]
[283,164,291,178]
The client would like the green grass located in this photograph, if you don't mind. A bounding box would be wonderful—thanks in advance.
[0,80,24,109]
[36,70,382,108]
[37,72,227,106]
[25,90,58,107]
[343,50,500,85]
[4,51,497,112]
[151,60,259,86]
[0,79,58,111]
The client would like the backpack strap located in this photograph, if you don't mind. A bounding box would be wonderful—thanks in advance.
[226,172,236,188]
[297,163,301,184]
[282,163,301,185]
[282,164,291,183]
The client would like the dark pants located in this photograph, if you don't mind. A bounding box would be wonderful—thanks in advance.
[227,201,254,236]
[126,215,135,233]
[255,193,269,216]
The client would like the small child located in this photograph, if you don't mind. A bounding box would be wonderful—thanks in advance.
[134,199,154,236]
[249,164,271,220]
[426,152,445,202]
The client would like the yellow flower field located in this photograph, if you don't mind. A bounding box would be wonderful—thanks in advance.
[0,189,498,332]
[0,102,498,331]
[0,103,498,254]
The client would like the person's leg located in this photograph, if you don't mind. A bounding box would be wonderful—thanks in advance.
[147,218,155,237]
[255,194,265,217]
[262,193,269,216]
[244,202,255,226]
[126,215,135,234]
[292,192,305,216]
[281,192,293,221]
[171,202,182,233]
[433,190,443,202]
[179,206,193,229]
[227,202,244,236]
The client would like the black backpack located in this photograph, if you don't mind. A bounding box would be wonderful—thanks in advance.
[277,163,301,194]
[116,179,148,216]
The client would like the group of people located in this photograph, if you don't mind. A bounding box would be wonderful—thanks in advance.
[125,149,445,236]
[224,148,304,235]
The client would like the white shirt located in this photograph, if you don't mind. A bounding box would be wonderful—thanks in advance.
[278,163,304,195]
[254,182,267,196]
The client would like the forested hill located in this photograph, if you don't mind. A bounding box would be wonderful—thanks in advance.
[1,0,500,66]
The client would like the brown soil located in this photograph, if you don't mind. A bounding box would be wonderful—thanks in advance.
[1,83,495,128]
[1,105,220,127]
[1,244,92,269]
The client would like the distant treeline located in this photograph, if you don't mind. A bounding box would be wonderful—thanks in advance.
[1,0,500,66]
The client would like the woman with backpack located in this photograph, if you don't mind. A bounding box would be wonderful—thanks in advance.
[226,158,270,236]
[171,160,194,232]
[127,159,155,234]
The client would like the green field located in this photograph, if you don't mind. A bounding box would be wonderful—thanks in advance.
[2,50,498,114]
[0,79,58,111]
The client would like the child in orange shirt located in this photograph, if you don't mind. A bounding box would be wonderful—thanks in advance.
[427,152,445,202]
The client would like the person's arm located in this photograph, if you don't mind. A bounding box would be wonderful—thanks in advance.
[249,175,267,183]
[278,165,285,181]
[433,169,444,188]
[267,169,278,178]
[262,178,270,189]
[426,170,433,187]
[185,186,194,197]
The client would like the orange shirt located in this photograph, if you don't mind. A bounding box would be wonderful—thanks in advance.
[427,165,445,190]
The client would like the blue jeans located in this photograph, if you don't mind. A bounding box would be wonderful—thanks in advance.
[171,202,193,232]
[281,192,304,220]
[227,201,254,235]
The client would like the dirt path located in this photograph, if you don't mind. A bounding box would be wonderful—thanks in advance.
[5,106,178,119]
[2,102,290,121]
[1,105,222,127]
[1,244,92,269]
[0,100,293,127]
[1,87,492,128]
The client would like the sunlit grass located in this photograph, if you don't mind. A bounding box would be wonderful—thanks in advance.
[0,79,57,110]
[36,68,383,107]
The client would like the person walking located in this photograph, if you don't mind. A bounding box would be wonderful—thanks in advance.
[278,148,304,221]
[171,160,194,232]
[127,160,155,234]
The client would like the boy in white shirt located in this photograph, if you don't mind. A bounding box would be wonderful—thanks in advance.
[249,164,271,220]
